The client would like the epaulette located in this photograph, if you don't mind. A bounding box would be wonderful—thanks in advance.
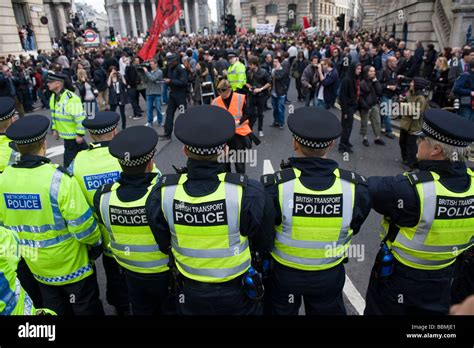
[65,90,74,98]
[56,165,72,177]
[405,171,434,186]
[224,172,247,187]
[274,168,296,185]
[280,159,292,169]
[155,174,182,188]
[260,174,275,187]
[339,169,367,186]
[100,182,115,194]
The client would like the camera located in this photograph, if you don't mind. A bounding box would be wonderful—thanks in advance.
[137,63,151,70]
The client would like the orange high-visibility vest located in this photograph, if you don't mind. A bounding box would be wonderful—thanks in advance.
[212,93,252,136]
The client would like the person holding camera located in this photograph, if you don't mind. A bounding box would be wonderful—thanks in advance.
[314,58,339,109]
[108,66,129,130]
[143,58,164,127]
[76,68,98,119]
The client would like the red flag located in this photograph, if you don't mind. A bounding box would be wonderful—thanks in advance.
[303,16,310,29]
[139,0,181,61]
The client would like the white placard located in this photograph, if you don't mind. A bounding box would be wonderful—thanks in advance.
[255,23,275,35]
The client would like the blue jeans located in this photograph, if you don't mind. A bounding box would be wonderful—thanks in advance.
[271,95,286,126]
[162,84,169,104]
[458,107,474,122]
[146,94,162,124]
[315,98,330,110]
[380,96,393,134]
[27,36,35,51]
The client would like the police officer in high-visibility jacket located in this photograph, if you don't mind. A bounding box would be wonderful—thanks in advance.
[226,51,247,94]
[0,227,55,315]
[47,73,88,168]
[0,97,18,173]
[67,111,130,315]
[0,115,104,315]
[261,107,371,315]
[212,79,252,174]
[94,126,171,315]
[146,105,275,315]
[366,109,474,315]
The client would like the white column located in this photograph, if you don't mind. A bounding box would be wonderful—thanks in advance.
[174,20,180,34]
[56,4,67,35]
[194,0,200,33]
[129,1,138,38]
[118,2,127,37]
[151,0,157,19]
[183,0,191,33]
[140,0,147,33]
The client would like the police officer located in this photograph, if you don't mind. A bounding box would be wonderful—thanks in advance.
[94,126,171,315]
[365,109,474,315]
[212,79,252,174]
[0,97,18,173]
[226,51,247,94]
[261,107,371,315]
[47,72,88,168]
[146,105,274,315]
[0,226,55,315]
[161,54,188,140]
[0,115,104,315]
[68,111,130,315]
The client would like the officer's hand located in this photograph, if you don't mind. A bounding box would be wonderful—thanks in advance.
[450,295,474,315]
[53,130,59,140]
[87,245,103,261]
[75,135,84,144]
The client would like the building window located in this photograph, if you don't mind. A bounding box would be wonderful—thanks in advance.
[403,21,408,42]
[265,4,277,16]
[392,23,396,37]
[251,6,256,16]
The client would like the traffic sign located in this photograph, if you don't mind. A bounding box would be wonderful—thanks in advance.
[84,28,100,46]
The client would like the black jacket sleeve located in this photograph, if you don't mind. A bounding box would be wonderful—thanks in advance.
[240,179,275,253]
[145,186,171,254]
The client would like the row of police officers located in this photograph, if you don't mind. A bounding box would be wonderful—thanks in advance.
[0,93,473,315]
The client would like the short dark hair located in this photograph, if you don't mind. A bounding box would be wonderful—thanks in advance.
[248,56,259,66]
[17,138,45,156]
[462,48,473,58]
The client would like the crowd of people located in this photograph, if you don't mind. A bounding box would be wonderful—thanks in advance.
[1,28,473,166]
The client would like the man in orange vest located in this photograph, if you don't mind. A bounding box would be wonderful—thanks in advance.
[212,79,252,173]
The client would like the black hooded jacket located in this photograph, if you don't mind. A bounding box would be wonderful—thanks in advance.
[339,62,362,112]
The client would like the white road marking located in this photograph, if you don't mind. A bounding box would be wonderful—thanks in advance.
[46,145,64,159]
[263,159,366,315]
[263,159,275,175]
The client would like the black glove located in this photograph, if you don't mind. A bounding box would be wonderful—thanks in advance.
[88,244,103,261]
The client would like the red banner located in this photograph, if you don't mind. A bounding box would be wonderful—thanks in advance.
[138,0,181,61]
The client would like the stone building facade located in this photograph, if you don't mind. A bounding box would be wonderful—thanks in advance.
[0,0,53,55]
[105,0,210,37]
[361,0,474,50]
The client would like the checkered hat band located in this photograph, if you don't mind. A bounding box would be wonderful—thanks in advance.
[293,134,332,149]
[88,124,118,135]
[186,144,226,155]
[118,150,155,167]
[14,131,48,145]
[422,122,470,147]
[0,108,15,121]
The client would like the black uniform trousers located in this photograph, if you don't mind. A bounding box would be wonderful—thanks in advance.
[451,249,474,305]
[17,258,43,308]
[63,139,88,169]
[364,257,455,315]
[177,275,262,315]
[102,255,130,314]
[37,273,105,315]
[164,92,187,136]
[124,269,174,315]
[340,106,356,150]
[270,260,346,315]
[248,93,266,132]
[399,129,418,167]
[223,134,250,174]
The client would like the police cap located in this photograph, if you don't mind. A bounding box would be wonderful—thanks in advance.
[46,72,67,83]
[174,105,235,155]
[109,126,158,167]
[227,51,238,59]
[0,97,16,121]
[288,107,342,148]
[6,115,50,145]
[421,109,474,147]
[82,111,120,135]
